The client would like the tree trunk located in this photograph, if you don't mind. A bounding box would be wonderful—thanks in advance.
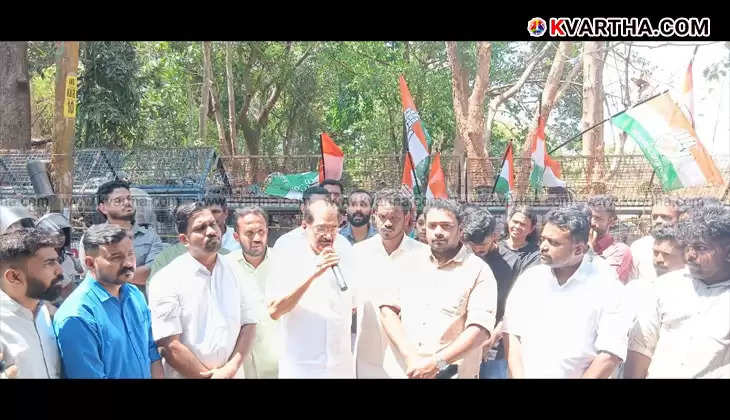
[446,41,494,197]
[0,42,31,149]
[225,42,237,155]
[581,41,605,193]
[515,42,576,196]
[199,41,211,142]
[49,41,79,215]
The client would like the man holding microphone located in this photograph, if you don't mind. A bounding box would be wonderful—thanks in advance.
[267,198,357,378]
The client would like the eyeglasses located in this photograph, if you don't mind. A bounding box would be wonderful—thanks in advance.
[311,225,339,235]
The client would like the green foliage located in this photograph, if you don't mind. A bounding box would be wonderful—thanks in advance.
[30,66,55,139]
[136,41,202,148]
[24,41,590,165]
[75,41,143,148]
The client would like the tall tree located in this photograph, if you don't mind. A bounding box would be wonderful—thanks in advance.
[446,42,555,196]
[0,42,31,149]
[581,41,606,192]
[199,41,211,143]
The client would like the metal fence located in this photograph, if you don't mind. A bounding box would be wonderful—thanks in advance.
[3,148,729,245]
[221,153,730,205]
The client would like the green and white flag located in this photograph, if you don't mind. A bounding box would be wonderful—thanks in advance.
[264,171,319,200]
[611,92,723,191]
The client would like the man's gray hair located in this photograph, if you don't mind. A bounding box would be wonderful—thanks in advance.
[83,224,131,255]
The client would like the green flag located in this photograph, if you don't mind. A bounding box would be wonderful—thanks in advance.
[264,171,319,200]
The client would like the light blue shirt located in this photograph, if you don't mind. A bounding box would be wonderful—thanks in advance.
[53,275,161,378]
[221,225,241,252]
[339,223,378,245]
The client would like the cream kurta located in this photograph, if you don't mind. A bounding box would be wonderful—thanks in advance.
[629,268,730,378]
[352,234,427,378]
[224,247,280,379]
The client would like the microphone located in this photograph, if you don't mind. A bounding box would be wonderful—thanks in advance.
[331,264,348,291]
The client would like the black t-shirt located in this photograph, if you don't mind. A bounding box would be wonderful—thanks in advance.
[481,240,540,360]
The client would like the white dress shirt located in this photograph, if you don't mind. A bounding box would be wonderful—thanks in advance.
[0,289,61,378]
[630,235,656,282]
[352,234,427,378]
[266,229,356,378]
[148,252,257,378]
[503,254,630,378]
[629,268,730,378]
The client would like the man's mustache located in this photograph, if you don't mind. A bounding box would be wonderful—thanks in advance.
[118,267,134,276]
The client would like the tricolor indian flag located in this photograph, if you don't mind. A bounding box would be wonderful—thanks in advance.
[495,142,515,197]
[318,132,344,182]
[612,92,723,191]
[426,152,448,199]
[400,75,432,195]
[529,116,565,190]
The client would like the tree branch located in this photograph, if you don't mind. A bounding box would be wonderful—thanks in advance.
[490,42,553,110]
[554,54,582,104]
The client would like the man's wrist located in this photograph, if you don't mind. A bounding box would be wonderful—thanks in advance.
[433,353,448,371]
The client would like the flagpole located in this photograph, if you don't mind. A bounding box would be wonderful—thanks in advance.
[490,140,512,197]
[644,169,656,203]
[548,90,669,155]
[319,133,326,181]
[403,120,422,196]
[689,45,699,130]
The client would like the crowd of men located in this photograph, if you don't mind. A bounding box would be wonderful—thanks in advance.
[1,177,728,379]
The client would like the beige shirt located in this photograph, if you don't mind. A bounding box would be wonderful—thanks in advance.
[224,248,280,379]
[352,234,427,378]
[380,244,497,379]
[628,268,730,378]
[0,289,61,379]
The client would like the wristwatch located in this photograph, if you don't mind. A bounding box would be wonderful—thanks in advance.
[434,355,449,372]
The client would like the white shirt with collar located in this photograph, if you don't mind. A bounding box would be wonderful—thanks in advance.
[0,289,61,378]
[273,226,350,253]
[148,252,257,378]
[266,229,356,378]
[503,254,630,378]
[352,233,427,378]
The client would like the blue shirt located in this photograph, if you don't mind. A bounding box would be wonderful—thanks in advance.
[339,222,378,245]
[53,275,162,379]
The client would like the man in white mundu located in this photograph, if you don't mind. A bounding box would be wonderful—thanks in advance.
[267,199,356,378]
